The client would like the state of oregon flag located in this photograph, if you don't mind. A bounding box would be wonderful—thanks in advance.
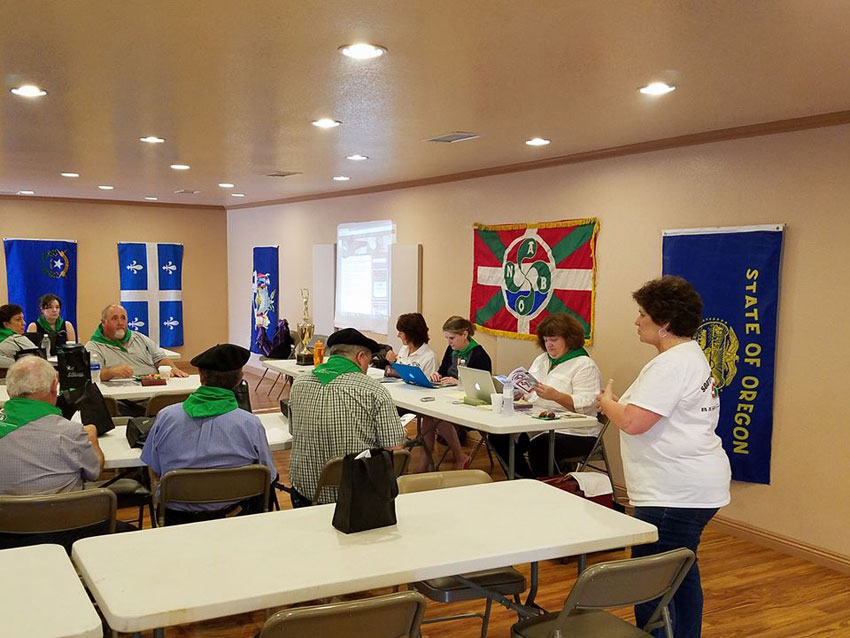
[470,219,599,342]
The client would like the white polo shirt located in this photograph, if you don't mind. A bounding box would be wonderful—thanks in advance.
[396,343,437,378]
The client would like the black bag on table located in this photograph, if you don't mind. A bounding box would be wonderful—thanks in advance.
[55,381,115,437]
[126,416,155,449]
[332,449,399,534]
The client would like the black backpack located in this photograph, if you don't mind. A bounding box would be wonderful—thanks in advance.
[267,318,294,359]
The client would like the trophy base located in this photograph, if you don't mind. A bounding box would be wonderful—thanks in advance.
[296,352,314,366]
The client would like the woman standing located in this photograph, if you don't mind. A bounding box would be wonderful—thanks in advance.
[26,293,76,347]
[598,275,730,638]
[0,304,34,368]
[411,316,491,472]
[490,313,601,477]
[385,312,437,377]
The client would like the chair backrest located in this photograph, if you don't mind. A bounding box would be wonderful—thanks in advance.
[259,591,426,638]
[0,488,117,535]
[157,465,271,526]
[145,391,193,417]
[397,469,492,494]
[311,449,411,504]
[553,548,695,633]
[102,395,119,417]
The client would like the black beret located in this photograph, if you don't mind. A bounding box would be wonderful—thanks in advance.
[190,343,251,371]
[326,328,380,353]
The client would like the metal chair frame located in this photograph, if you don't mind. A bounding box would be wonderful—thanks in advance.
[0,488,117,535]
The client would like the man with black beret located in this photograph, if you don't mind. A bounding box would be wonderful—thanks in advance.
[288,328,406,507]
[141,343,277,524]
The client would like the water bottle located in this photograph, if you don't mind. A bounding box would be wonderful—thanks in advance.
[502,380,515,415]
[90,352,102,384]
[40,334,51,358]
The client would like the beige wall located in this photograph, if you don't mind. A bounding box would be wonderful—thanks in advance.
[0,198,228,359]
[227,124,850,558]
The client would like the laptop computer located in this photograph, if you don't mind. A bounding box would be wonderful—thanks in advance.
[457,366,503,405]
[391,362,439,388]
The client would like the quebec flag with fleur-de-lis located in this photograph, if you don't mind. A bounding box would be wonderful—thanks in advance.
[470,219,599,342]
[117,242,183,347]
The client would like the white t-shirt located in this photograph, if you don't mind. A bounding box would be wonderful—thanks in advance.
[526,352,602,437]
[396,343,437,377]
[619,340,731,508]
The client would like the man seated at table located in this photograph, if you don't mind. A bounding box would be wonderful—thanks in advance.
[85,303,188,381]
[288,328,406,507]
[140,343,278,525]
[0,356,106,550]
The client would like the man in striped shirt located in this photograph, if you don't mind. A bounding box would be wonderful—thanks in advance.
[288,328,406,507]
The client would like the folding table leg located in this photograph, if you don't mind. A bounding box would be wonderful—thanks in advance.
[547,429,556,475]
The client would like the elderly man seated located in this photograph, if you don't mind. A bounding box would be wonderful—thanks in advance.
[85,303,188,381]
[0,356,106,550]
[288,328,406,508]
[141,343,278,525]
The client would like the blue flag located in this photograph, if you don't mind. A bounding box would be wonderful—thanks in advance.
[4,239,78,330]
[251,246,279,354]
[118,242,184,347]
[663,225,784,485]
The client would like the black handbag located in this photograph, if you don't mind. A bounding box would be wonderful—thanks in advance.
[55,381,115,437]
[126,416,155,448]
[332,449,399,534]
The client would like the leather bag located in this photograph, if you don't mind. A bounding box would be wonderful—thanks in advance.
[332,449,399,534]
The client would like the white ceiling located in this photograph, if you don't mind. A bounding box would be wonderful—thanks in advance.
[1,1,849,207]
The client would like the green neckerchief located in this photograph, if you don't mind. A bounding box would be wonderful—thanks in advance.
[182,386,239,418]
[0,397,62,440]
[0,328,15,343]
[89,324,132,351]
[312,355,362,385]
[37,315,65,334]
[548,347,589,371]
[452,338,479,359]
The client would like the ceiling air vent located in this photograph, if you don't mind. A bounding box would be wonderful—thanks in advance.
[173,189,200,194]
[266,171,302,178]
[426,131,480,143]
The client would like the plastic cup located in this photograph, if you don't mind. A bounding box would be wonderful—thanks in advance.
[490,393,504,414]
[158,365,172,380]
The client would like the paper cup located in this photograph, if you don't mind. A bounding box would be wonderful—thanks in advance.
[158,365,172,380]
[490,393,503,414]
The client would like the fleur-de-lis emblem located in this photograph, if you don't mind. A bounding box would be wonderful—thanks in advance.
[126,260,143,274]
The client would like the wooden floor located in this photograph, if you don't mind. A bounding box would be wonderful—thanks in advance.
[113,370,850,637]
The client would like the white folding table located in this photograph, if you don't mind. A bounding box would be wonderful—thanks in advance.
[72,479,657,635]
[1,543,102,638]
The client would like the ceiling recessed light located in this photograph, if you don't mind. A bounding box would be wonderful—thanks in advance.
[98,185,114,190]
[312,118,341,129]
[218,183,235,188]
[17,190,35,195]
[525,137,551,146]
[231,192,246,197]
[333,176,351,181]
[339,43,387,60]
[144,196,158,201]
[11,85,47,98]
[170,164,190,170]
[346,154,369,161]
[139,136,165,144]
[60,172,80,178]
[639,82,676,96]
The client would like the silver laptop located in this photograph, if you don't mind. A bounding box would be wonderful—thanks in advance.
[457,366,503,405]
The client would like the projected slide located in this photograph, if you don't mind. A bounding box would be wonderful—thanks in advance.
[335,220,395,333]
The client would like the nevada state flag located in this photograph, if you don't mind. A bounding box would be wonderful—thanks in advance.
[118,242,183,347]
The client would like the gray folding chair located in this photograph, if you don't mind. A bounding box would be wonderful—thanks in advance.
[555,415,613,482]
[259,591,426,638]
[145,391,192,417]
[511,548,696,638]
[156,465,271,527]
[397,470,527,638]
[312,450,410,504]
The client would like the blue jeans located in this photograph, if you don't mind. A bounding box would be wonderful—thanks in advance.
[632,506,718,638]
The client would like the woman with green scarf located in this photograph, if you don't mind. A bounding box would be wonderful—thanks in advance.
[489,313,602,478]
[0,304,34,368]
[26,293,76,347]
[412,316,492,473]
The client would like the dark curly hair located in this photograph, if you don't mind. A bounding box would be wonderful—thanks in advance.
[442,315,474,337]
[396,313,429,347]
[0,304,24,327]
[38,293,61,310]
[536,313,585,351]
[632,276,703,338]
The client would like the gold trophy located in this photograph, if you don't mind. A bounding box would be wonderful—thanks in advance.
[295,288,315,365]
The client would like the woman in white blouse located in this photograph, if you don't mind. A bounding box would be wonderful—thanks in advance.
[489,313,601,477]
[385,312,437,377]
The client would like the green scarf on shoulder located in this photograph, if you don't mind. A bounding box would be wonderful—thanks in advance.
[89,324,132,351]
[0,398,62,440]
[312,355,362,385]
[182,386,239,418]
[452,338,479,359]
[548,347,589,371]
[37,315,65,334]
[0,328,16,343]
